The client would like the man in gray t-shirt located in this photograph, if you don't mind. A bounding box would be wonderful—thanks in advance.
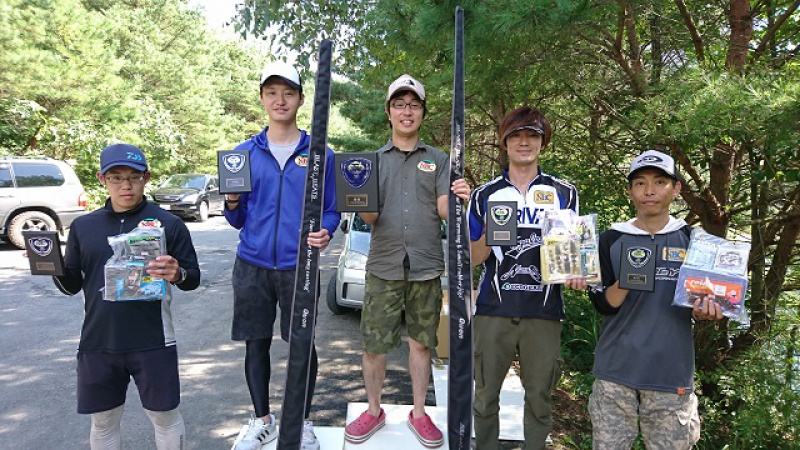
[343,74,470,448]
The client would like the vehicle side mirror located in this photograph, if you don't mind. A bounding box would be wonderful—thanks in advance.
[340,219,349,233]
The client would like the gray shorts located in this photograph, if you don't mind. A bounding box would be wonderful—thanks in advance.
[588,379,700,450]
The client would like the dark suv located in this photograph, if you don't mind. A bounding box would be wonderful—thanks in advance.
[0,157,88,249]
[148,174,223,222]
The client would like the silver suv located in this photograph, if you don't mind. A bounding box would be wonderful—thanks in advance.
[0,157,88,249]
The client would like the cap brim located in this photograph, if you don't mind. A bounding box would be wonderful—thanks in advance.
[627,166,676,180]
[101,162,148,174]
[502,125,544,142]
[260,75,301,91]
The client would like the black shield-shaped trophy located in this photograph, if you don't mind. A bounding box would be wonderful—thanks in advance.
[218,150,251,194]
[334,152,379,212]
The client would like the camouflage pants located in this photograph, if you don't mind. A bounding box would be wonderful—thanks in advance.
[361,271,442,354]
[589,379,700,450]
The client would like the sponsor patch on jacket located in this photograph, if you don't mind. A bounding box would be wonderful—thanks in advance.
[418,160,436,172]
[295,153,309,167]
[533,189,554,204]
[662,247,687,262]
[138,218,162,228]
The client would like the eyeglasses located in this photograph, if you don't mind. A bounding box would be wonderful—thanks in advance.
[104,174,146,185]
[390,100,423,111]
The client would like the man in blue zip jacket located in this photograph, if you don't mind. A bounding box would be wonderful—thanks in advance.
[54,143,200,450]
[224,61,339,450]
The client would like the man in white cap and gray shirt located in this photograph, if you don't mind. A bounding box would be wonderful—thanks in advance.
[224,61,340,450]
[343,74,470,448]
[587,149,723,449]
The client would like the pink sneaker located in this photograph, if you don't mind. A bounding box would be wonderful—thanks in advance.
[407,411,443,448]
[344,408,385,444]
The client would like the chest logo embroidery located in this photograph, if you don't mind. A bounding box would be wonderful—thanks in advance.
[662,247,686,262]
[295,153,309,167]
[138,218,162,228]
[418,160,436,172]
[533,190,554,204]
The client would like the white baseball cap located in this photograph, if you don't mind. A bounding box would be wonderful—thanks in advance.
[260,61,302,92]
[628,150,677,180]
[386,74,426,102]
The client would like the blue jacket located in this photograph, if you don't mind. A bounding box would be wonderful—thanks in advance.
[224,127,340,269]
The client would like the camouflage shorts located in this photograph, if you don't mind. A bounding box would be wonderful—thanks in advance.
[360,272,442,354]
[588,379,700,450]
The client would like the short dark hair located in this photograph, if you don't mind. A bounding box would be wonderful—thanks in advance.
[497,107,551,169]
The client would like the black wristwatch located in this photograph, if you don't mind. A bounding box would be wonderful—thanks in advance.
[173,267,187,285]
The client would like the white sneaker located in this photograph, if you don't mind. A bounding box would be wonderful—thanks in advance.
[235,414,278,450]
[301,420,321,450]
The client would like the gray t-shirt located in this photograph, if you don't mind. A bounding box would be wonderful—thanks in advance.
[269,140,300,170]
[365,140,450,281]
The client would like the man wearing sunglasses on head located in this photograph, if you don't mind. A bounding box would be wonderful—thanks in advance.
[53,143,200,450]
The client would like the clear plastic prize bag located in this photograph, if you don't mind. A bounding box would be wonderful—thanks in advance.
[540,209,601,285]
[673,228,749,323]
[103,226,170,301]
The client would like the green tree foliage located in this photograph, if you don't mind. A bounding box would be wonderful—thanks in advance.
[0,0,267,201]
[235,0,800,444]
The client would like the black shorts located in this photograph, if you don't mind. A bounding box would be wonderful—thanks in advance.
[231,257,296,342]
[76,346,180,414]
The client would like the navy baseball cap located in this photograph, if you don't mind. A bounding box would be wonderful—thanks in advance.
[99,144,148,174]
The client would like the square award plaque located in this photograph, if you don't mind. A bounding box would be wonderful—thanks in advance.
[23,230,65,276]
[334,152,379,212]
[485,201,517,246]
[218,150,251,194]
[619,240,657,291]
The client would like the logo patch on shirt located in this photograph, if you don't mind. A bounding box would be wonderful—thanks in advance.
[662,247,686,262]
[418,160,436,172]
[295,153,309,167]
[533,190,554,204]
[627,246,653,268]
[138,218,162,228]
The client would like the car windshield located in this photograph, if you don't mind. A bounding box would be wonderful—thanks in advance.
[351,214,372,232]
[161,175,205,190]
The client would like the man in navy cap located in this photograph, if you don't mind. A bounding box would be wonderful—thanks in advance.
[54,143,200,450]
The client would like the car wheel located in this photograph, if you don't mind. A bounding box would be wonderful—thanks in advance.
[8,211,57,249]
[326,270,349,315]
[197,201,209,222]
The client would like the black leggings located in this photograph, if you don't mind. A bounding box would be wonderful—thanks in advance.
[245,338,318,419]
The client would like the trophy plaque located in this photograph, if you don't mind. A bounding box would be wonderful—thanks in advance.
[23,230,65,276]
[619,240,657,291]
[485,201,517,246]
[334,153,379,212]
[218,150,251,194]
